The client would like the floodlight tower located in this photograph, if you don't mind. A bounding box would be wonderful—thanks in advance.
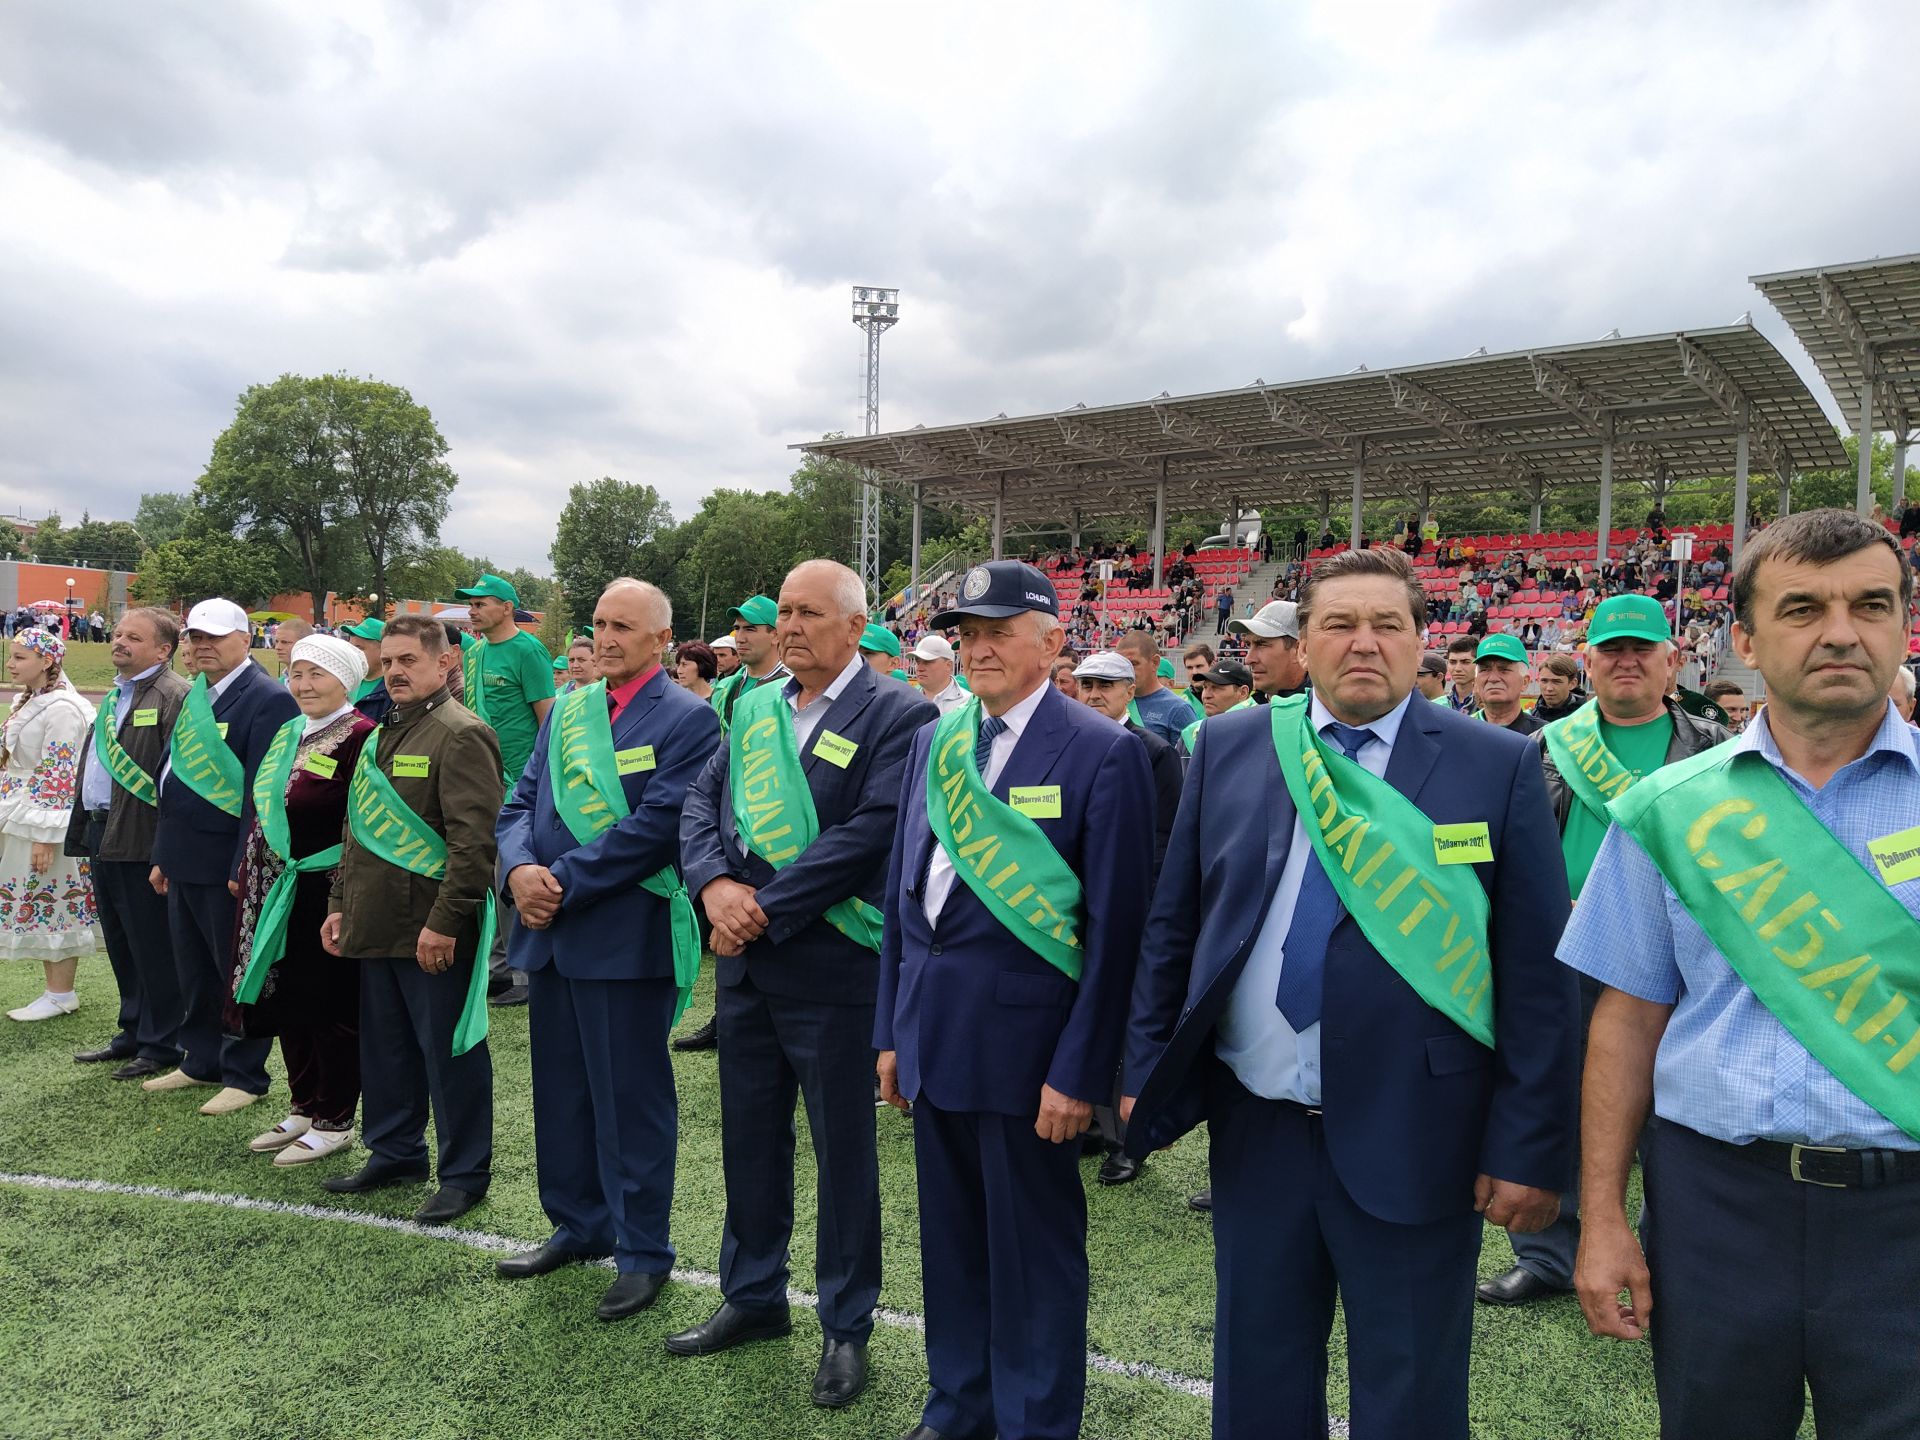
[851,286,899,604]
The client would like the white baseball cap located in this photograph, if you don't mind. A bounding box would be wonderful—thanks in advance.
[710,634,738,651]
[184,598,250,637]
[911,634,954,663]
[1228,599,1299,640]
[1073,651,1135,682]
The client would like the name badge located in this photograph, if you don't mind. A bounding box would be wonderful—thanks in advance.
[391,755,431,778]
[302,753,339,779]
[1432,821,1493,865]
[1869,824,1920,886]
[131,708,159,728]
[215,722,230,740]
[615,745,656,775]
[1009,785,1062,819]
[813,730,859,768]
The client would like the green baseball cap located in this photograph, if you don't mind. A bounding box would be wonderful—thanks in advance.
[860,623,901,658]
[454,573,520,606]
[343,617,386,641]
[1475,633,1529,666]
[727,595,778,628]
[1157,657,1175,680]
[1587,593,1673,646]
[551,654,568,672]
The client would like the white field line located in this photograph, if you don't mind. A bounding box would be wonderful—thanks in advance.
[1,1169,1298,1422]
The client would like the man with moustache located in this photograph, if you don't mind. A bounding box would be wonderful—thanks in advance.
[66,607,191,1079]
[878,561,1153,1440]
[673,561,933,1409]
[495,580,719,1321]
[143,599,300,1114]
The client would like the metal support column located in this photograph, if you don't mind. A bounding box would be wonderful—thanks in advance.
[1070,509,1082,553]
[1418,482,1432,535]
[1778,472,1792,520]
[909,483,923,609]
[1316,488,1330,539]
[1226,497,1239,549]
[1151,465,1167,589]
[1527,474,1543,535]
[1731,421,1750,563]
[1857,377,1875,516]
[1596,435,1615,565]
[1893,432,1909,514]
[992,480,1005,560]
[1350,445,1365,548]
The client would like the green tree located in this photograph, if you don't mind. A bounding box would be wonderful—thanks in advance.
[0,521,23,560]
[677,489,796,627]
[29,513,65,563]
[133,492,199,548]
[500,567,554,611]
[548,477,674,628]
[325,375,458,604]
[54,519,148,571]
[130,535,284,609]
[388,544,480,606]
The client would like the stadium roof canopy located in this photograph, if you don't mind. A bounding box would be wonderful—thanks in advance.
[793,324,1847,546]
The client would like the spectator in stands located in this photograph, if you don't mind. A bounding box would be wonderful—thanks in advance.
[1291,524,1309,562]
[1701,680,1748,732]
[1472,634,1545,734]
[1212,585,1235,635]
[1415,651,1448,702]
[1892,665,1916,722]
[1443,635,1478,711]
[1117,632,1189,745]
[1645,505,1667,540]
[1532,655,1585,723]
[1319,526,1338,551]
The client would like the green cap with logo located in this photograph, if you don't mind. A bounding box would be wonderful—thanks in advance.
[343,617,386,641]
[454,573,520,606]
[1587,593,1673,646]
[728,595,778,628]
[1475,632,1529,666]
[860,623,901,658]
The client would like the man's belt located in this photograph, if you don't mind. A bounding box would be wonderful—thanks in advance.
[1712,1131,1920,1189]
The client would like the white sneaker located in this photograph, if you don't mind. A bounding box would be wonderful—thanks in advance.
[7,993,79,1022]
[250,1115,313,1153]
[274,1127,355,1167]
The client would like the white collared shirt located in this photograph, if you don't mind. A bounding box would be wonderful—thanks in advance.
[158,662,252,788]
[786,653,865,753]
[922,679,1050,925]
[1215,690,1415,1104]
[921,679,970,716]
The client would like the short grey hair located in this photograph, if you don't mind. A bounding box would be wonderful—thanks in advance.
[603,577,672,631]
[786,559,868,619]
[1895,667,1917,701]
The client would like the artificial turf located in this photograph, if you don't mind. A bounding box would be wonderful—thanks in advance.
[0,952,1727,1439]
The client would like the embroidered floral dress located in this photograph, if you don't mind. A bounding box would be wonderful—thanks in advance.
[0,684,101,960]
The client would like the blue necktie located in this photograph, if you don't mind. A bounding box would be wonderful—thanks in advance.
[975,715,1007,775]
[1273,722,1374,1032]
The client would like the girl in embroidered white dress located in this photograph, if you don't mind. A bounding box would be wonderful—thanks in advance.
[1,630,102,1022]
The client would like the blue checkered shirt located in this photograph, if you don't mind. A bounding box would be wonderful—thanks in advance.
[1559,702,1920,1150]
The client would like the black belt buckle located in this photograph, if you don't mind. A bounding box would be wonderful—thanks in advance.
[1788,1143,1849,1188]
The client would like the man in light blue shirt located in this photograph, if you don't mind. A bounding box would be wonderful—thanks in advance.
[1561,509,1920,1440]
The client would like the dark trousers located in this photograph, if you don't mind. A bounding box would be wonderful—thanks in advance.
[1511,971,1605,1287]
[715,974,881,1343]
[1209,1076,1481,1440]
[168,879,270,1092]
[1644,1121,1920,1440]
[282,1013,359,1129]
[912,1098,1089,1440]
[93,857,182,1064]
[358,954,492,1190]
[529,968,678,1274]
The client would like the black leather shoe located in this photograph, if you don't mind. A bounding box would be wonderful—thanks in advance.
[1187,1188,1213,1213]
[1080,1132,1110,1156]
[901,1427,990,1440]
[812,1338,869,1408]
[414,1186,487,1224]
[1475,1265,1563,1306]
[664,1302,792,1356]
[321,1164,431,1195]
[75,1043,135,1064]
[488,982,529,1008]
[497,1243,607,1279]
[1097,1152,1143,1186]
[598,1270,668,1321]
[109,1057,165,1081]
[672,1015,718,1052]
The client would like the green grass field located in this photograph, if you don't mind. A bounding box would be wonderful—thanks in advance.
[0,953,1699,1439]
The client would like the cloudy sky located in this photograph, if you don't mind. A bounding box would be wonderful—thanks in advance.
[2,0,1915,570]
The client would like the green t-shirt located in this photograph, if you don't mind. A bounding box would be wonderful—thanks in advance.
[1559,710,1672,898]
[478,629,557,782]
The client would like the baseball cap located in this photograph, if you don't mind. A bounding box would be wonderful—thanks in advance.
[183,598,250,637]
[1418,651,1448,676]
[1588,593,1673,646]
[929,562,1060,629]
[1228,599,1300,640]
[1074,651,1135,682]
[911,634,954,663]
[343,617,387,642]
[454,573,520,606]
[710,634,738,651]
[1156,657,1176,680]
[727,595,778,628]
[1475,633,1529,666]
[860,623,902,658]
[551,654,568,673]
[1198,658,1255,689]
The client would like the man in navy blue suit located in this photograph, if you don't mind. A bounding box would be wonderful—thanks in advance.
[877,561,1154,1440]
[673,559,935,1410]
[144,597,300,1116]
[493,578,719,1321]
[1123,546,1579,1440]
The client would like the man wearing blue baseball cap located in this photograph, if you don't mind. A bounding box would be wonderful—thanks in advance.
[877,561,1154,1440]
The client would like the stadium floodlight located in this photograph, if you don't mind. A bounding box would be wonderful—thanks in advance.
[851,287,901,605]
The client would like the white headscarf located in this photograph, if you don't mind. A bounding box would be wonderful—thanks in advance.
[290,635,367,698]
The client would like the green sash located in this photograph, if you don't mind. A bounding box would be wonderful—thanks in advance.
[547,681,702,1023]
[1185,688,1207,720]
[924,697,1086,979]
[1268,696,1496,1045]
[461,635,489,725]
[1181,697,1255,753]
[168,674,245,817]
[1611,747,1920,1140]
[347,731,493,1056]
[727,681,886,950]
[235,717,343,1004]
[1126,699,1142,726]
[92,692,157,808]
[1542,697,1645,822]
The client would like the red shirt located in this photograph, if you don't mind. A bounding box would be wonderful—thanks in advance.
[607,664,661,720]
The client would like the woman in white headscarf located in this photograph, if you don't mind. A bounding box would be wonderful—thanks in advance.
[225,635,375,1166]
[1,630,101,1021]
